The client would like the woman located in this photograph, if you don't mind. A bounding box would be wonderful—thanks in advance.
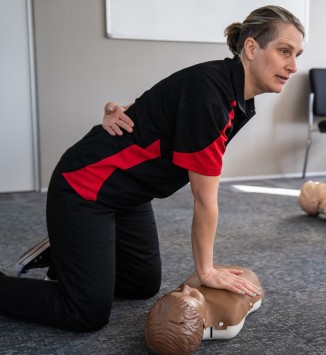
[1,5,304,332]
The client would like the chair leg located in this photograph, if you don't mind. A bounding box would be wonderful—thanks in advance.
[302,137,312,178]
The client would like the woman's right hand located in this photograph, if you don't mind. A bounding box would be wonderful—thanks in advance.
[103,102,134,136]
[200,268,262,297]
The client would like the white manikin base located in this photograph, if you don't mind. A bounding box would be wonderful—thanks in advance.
[202,299,262,340]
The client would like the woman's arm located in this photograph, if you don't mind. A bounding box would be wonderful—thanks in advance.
[189,171,219,278]
[102,102,134,136]
[188,170,261,297]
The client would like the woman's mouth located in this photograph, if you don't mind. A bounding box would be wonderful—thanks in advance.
[276,75,289,84]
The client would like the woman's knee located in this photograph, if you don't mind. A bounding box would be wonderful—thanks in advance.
[65,303,111,332]
[141,266,162,298]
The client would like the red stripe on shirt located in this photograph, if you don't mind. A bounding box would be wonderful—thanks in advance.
[63,139,161,201]
[173,103,236,176]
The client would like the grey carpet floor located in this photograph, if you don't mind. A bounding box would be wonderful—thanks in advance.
[0,177,325,354]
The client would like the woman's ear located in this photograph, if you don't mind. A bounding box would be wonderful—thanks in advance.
[243,37,257,61]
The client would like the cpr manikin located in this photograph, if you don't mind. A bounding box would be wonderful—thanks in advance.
[298,181,326,217]
[145,265,264,354]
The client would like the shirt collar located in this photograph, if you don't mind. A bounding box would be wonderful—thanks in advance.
[231,56,255,118]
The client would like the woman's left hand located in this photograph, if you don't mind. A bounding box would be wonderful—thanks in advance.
[103,102,134,136]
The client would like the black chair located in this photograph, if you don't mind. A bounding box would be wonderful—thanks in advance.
[302,68,326,178]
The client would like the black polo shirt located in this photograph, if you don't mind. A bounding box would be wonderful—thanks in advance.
[59,56,255,207]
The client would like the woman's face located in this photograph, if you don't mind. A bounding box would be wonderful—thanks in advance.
[244,23,304,98]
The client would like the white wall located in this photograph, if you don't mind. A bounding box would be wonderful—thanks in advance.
[33,0,326,188]
[0,0,36,192]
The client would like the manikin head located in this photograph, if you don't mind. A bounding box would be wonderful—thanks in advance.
[298,181,326,216]
[145,284,206,354]
[145,266,264,354]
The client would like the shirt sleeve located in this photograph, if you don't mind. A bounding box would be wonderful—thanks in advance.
[172,99,236,176]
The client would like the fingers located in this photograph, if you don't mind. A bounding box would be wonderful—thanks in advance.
[103,102,134,136]
[223,269,261,297]
[103,119,120,136]
[118,114,134,132]
[108,122,124,136]
[108,115,133,134]
[200,268,262,298]
[106,125,119,136]
[229,277,262,297]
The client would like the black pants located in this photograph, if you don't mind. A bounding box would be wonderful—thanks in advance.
[0,174,161,332]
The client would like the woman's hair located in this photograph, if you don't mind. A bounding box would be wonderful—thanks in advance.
[224,5,305,59]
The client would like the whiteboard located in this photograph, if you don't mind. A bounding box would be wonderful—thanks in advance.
[105,0,309,43]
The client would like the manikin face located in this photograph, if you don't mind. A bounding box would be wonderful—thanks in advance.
[170,284,206,318]
[301,181,326,200]
[298,181,326,216]
[244,23,304,98]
